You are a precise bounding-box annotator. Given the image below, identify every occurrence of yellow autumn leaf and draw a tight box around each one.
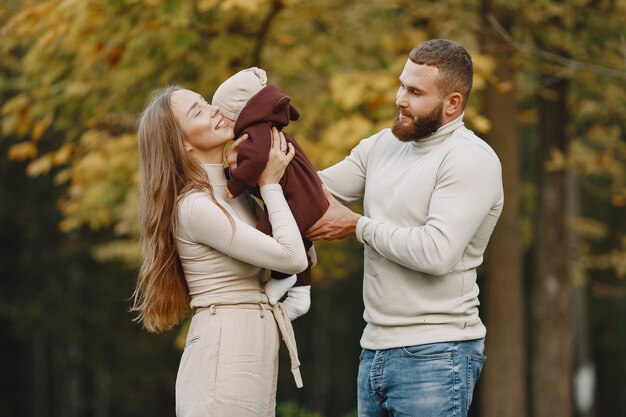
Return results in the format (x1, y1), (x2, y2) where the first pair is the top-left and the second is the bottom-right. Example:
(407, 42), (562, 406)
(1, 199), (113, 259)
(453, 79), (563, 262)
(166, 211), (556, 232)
(198, 0), (220, 12)
(517, 109), (538, 126)
(329, 74), (367, 111)
(31, 114), (53, 142)
(16, 111), (31, 135)
(1, 114), (18, 137)
(58, 218), (81, 233)
(56, 131), (138, 232)
(569, 216), (608, 241)
(54, 168), (72, 185)
(612, 194), (626, 207)
(65, 81), (92, 97)
(114, 190), (139, 236)
(53, 143), (75, 165)
(1, 93), (30, 116)
(124, 0), (161, 5)
(317, 115), (373, 167)
(497, 81), (513, 93)
(8, 141), (37, 161)
(220, 0), (265, 12)
(471, 53), (496, 90)
(26, 153), (55, 176)
(545, 147), (568, 172)
(369, 71), (397, 92)
(92, 239), (140, 265)
(464, 106), (492, 134)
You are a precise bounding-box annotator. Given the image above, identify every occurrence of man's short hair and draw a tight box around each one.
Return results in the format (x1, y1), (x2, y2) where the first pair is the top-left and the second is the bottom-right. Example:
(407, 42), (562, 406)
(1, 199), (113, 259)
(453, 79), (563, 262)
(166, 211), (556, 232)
(409, 39), (473, 106)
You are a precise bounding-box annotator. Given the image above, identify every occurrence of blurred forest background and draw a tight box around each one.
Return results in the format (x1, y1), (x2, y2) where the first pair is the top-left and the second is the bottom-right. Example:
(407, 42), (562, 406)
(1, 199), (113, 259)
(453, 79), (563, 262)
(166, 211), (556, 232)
(1, 0), (626, 416)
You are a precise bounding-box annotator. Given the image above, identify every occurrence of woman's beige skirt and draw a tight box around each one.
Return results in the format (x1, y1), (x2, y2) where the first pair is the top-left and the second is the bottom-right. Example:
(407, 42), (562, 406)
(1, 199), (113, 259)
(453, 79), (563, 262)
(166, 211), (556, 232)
(175, 305), (281, 417)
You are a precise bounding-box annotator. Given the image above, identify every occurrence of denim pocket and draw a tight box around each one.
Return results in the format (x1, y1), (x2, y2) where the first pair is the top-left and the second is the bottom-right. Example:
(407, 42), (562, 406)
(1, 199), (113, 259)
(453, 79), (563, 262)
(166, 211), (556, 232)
(466, 354), (486, 410)
(391, 345), (456, 416)
(400, 343), (454, 360)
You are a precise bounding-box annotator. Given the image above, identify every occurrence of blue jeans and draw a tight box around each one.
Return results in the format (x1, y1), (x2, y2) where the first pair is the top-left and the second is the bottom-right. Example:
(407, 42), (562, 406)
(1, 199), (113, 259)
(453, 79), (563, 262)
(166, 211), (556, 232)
(357, 339), (486, 417)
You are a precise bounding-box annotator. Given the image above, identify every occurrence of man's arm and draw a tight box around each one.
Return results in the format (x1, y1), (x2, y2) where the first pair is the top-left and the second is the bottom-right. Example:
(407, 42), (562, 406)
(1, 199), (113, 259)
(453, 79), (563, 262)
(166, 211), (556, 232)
(356, 146), (503, 275)
(306, 133), (385, 239)
(306, 189), (361, 240)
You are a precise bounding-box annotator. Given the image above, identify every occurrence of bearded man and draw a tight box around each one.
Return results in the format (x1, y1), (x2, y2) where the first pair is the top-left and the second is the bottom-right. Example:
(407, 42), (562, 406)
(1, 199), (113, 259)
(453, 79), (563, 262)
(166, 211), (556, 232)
(307, 39), (504, 417)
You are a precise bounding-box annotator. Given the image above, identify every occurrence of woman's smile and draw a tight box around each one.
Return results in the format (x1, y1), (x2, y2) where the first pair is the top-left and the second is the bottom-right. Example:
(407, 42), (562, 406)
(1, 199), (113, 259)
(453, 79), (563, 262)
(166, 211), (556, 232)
(215, 116), (227, 129)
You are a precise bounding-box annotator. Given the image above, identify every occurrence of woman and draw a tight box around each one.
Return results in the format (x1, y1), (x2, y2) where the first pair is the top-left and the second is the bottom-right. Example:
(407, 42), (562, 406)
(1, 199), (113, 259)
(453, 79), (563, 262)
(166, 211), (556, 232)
(132, 85), (308, 416)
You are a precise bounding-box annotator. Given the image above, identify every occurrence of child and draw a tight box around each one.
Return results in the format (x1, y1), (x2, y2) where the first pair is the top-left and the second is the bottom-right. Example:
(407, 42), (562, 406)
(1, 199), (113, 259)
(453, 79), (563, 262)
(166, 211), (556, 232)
(212, 67), (329, 320)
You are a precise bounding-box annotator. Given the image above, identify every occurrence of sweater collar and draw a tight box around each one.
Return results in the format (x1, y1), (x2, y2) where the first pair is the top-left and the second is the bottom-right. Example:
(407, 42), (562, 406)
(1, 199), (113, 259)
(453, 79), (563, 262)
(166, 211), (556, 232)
(410, 113), (464, 151)
(201, 163), (227, 187)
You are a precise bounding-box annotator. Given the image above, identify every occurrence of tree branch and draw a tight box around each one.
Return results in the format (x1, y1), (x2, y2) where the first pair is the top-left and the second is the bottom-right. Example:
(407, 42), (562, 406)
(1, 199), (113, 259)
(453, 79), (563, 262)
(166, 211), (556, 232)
(251, 0), (284, 67)
(487, 14), (626, 80)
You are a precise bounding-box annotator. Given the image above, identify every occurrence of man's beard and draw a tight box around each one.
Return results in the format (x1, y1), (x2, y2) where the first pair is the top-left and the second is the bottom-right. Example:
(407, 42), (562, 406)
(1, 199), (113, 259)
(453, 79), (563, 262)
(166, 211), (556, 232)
(392, 101), (444, 142)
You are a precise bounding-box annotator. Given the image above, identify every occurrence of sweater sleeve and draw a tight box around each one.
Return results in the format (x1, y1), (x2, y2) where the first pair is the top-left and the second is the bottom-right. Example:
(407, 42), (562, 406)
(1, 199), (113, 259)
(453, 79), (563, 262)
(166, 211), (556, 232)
(180, 184), (308, 274)
(227, 123), (272, 197)
(356, 145), (503, 276)
(318, 135), (377, 203)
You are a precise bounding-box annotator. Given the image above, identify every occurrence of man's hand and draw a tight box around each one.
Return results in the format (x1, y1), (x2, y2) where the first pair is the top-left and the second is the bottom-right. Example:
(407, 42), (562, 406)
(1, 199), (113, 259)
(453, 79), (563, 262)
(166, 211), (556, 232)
(306, 189), (361, 240)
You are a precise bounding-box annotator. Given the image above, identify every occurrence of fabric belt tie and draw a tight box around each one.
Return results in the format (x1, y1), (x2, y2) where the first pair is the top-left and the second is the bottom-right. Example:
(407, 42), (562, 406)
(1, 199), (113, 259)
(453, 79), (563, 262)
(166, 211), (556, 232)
(194, 302), (303, 388)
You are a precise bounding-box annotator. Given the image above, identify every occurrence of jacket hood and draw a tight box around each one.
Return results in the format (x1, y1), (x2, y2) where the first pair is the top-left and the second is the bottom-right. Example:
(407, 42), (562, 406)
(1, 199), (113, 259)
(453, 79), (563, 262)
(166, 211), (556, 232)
(233, 84), (300, 136)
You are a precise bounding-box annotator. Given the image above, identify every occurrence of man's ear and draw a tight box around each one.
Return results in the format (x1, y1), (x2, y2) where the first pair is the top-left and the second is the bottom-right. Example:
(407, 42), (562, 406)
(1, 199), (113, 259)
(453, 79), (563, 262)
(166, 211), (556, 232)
(444, 92), (463, 116)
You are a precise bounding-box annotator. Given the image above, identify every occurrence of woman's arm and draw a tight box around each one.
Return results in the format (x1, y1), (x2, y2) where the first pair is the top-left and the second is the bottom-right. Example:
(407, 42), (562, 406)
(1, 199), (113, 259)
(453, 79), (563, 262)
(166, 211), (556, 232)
(180, 185), (308, 274)
(182, 127), (308, 274)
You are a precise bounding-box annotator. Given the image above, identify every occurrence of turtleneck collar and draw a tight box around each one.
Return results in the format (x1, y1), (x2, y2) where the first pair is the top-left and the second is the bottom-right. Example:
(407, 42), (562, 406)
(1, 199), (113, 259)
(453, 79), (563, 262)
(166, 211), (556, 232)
(201, 163), (227, 187)
(410, 113), (464, 151)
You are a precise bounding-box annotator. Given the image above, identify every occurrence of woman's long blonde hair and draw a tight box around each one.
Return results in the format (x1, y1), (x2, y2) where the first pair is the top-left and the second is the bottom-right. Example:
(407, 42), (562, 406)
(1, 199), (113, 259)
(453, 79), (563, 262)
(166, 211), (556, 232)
(132, 85), (223, 333)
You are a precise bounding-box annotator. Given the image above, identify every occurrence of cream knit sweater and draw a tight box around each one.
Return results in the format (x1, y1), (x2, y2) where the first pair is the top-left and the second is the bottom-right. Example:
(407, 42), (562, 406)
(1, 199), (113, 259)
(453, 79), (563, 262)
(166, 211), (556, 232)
(319, 115), (504, 349)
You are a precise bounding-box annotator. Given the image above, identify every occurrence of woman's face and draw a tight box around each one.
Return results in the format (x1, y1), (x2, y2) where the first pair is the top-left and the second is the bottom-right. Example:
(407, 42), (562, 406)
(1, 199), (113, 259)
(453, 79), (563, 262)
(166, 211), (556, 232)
(170, 89), (234, 163)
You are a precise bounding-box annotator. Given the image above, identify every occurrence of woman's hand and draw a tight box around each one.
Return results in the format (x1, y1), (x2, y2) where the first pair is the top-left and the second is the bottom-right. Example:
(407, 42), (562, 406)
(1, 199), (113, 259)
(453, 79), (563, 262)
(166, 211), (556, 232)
(258, 127), (295, 187)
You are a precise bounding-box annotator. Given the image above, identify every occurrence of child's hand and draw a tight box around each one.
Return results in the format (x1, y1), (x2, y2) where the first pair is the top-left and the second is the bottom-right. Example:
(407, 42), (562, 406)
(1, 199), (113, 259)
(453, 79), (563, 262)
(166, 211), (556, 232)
(225, 133), (249, 174)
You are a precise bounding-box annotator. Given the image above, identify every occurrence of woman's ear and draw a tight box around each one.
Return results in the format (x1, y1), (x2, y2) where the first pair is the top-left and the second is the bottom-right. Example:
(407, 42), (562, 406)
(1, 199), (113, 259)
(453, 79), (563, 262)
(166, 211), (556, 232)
(183, 141), (194, 153)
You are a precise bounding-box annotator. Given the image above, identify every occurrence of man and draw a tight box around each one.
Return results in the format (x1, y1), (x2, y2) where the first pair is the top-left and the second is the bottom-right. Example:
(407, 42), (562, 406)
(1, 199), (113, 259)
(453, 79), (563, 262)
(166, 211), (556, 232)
(307, 39), (504, 417)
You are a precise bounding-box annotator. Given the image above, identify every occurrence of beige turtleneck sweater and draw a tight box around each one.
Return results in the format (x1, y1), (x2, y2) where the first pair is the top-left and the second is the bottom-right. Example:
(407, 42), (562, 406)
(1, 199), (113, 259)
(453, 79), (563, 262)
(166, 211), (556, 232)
(176, 164), (307, 308)
(319, 115), (504, 349)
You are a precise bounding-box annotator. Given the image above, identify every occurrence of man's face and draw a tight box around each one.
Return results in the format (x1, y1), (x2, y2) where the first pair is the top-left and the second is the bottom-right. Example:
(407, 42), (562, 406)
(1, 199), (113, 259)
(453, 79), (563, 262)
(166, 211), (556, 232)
(392, 60), (444, 142)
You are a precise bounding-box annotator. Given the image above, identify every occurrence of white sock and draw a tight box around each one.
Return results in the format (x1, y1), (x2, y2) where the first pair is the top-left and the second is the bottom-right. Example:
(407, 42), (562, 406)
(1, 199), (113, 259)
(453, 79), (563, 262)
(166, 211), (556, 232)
(264, 275), (297, 305)
(281, 286), (311, 321)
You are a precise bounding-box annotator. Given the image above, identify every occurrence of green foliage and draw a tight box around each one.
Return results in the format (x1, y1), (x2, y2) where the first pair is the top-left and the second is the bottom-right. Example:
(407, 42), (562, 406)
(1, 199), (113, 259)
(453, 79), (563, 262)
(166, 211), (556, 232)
(493, 0), (626, 281)
(278, 401), (325, 417)
(2, 0), (626, 415)
(0, 0), (493, 273)
(276, 401), (357, 417)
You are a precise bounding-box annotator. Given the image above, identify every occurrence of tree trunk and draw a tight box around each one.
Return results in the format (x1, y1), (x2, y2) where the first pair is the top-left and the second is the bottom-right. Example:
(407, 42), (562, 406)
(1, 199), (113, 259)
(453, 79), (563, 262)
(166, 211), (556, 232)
(569, 171), (595, 417)
(479, 3), (528, 416)
(531, 76), (573, 417)
(311, 285), (332, 414)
